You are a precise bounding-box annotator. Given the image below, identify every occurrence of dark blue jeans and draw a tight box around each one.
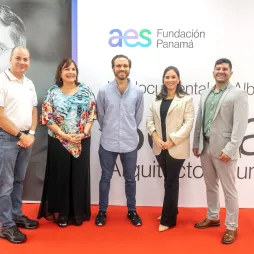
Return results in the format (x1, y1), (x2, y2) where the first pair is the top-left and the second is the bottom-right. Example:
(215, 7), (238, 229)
(0, 131), (32, 229)
(98, 145), (137, 212)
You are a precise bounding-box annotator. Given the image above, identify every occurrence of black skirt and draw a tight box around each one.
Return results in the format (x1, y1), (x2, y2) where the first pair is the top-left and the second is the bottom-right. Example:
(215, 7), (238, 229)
(37, 135), (91, 225)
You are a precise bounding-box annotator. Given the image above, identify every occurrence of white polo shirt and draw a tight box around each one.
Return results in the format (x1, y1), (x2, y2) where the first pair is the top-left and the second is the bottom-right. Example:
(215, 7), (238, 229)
(0, 69), (38, 131)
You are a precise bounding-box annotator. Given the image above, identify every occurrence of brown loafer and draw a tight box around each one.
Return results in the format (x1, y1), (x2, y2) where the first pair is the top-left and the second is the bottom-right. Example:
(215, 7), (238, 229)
(222, 229), (237, 244)
(194, 218), (220, 229)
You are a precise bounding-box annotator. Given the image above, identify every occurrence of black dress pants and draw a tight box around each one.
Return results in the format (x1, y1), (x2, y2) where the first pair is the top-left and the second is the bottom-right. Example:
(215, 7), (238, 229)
(156, 150), (185, 227)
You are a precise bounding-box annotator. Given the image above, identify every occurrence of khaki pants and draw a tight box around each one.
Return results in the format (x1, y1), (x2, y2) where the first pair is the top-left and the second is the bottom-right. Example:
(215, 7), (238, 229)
(200, 141), (238, 230)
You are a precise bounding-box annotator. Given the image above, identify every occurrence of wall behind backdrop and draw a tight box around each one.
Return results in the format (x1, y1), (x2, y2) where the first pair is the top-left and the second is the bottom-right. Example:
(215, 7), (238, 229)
(77, 0), (254, 208)
(1, 0), (253, 207)
(0, 0), (72, 200)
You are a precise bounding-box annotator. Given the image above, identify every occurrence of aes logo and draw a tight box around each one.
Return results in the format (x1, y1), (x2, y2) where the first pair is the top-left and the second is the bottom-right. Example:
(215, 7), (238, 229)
(108, 29), (152, 47)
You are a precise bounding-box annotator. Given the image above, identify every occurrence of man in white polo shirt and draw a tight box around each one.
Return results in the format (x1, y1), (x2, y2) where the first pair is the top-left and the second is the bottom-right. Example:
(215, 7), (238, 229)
(0, 46), (38, 244)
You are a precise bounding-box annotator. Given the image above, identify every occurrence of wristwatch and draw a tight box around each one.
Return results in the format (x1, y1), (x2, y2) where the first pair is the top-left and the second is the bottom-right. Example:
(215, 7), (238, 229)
(16, 131), (23, 139)
(29, 130), (35, 135)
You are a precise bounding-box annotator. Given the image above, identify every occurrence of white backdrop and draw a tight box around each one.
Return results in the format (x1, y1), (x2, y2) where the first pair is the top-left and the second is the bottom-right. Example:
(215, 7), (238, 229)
(77, 0), (254, 207)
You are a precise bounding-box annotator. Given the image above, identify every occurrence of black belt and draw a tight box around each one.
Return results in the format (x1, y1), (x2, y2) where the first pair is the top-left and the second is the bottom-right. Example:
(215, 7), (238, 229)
(204, 136), (210, 143)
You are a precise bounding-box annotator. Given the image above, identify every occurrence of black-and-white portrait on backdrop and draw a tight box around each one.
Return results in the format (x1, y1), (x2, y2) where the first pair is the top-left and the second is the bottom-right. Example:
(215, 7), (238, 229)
(0, 0), (73, 201)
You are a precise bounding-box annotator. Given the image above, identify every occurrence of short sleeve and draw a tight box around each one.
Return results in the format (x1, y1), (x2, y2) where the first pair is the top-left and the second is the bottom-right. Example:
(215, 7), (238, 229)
(0, 86), (5, 107)
(30, 81), (38, 107)
(40, 87), (56, 125)
(0, 75), (5, 107)
(85, 85), (97, 122)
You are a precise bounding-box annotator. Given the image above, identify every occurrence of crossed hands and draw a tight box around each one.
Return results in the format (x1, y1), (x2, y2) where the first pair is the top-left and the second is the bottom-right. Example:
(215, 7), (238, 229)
(154, 137), (174, 150)
(17, 134), (35, 148)
(58, 131), (90, 144)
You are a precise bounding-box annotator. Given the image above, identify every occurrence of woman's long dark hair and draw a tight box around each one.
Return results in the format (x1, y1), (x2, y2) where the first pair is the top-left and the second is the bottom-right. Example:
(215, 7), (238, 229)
(55, 58), (80, 87)
(156, 66), (188, 100)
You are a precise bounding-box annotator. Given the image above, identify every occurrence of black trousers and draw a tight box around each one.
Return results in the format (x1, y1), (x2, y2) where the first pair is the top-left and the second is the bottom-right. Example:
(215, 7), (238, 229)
(156, 150), (185, 227)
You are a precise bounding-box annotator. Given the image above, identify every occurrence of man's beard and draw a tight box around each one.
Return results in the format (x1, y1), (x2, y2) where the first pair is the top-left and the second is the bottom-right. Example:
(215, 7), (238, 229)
(115, 71), (129, 80)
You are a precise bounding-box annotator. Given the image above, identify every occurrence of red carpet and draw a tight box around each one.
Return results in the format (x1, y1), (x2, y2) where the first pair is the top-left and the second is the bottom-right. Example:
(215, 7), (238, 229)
(1, 205), (254, 254)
